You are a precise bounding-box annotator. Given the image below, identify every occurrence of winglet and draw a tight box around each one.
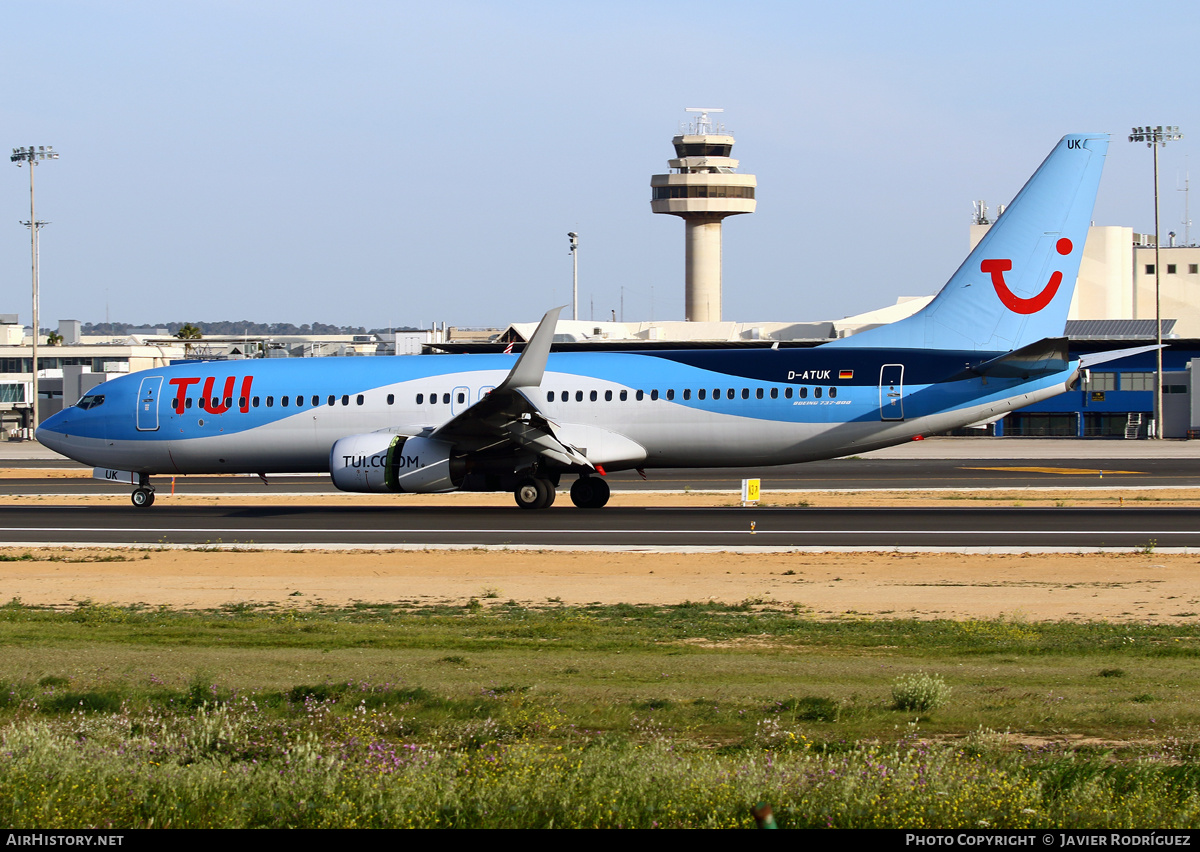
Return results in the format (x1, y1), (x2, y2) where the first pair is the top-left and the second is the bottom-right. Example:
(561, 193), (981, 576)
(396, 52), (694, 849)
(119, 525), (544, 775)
(495, 306), (563, 391)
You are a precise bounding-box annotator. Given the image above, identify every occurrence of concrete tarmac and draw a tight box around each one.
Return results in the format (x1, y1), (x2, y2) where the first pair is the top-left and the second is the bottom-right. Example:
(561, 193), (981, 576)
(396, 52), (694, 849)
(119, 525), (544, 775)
(4, 437), (1198, 552)
(6, 435), (1200, 465)
(1, 503), (1194, 550)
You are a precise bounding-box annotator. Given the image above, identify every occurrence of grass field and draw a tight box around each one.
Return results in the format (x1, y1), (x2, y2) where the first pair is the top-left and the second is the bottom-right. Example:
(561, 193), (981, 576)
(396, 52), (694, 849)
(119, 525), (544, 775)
(3, 595), (1200, 827)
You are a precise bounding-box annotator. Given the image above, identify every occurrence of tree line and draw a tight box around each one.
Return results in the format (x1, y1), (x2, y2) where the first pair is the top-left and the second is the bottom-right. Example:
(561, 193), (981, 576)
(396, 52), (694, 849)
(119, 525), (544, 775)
(80, 321), (421, 337)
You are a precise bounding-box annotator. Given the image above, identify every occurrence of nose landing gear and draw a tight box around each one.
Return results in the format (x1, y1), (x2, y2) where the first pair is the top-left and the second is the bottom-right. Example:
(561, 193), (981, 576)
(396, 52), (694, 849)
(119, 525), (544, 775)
(131, 475), (156, 508)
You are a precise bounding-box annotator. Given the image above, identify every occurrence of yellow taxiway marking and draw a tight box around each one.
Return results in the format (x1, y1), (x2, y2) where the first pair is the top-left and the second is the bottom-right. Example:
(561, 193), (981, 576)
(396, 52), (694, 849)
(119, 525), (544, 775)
(961, 466), (1142, 476)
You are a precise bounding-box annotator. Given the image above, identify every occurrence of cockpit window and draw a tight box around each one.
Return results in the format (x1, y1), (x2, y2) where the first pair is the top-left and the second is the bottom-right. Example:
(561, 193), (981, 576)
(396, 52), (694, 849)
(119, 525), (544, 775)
(76, 394), (105, 410)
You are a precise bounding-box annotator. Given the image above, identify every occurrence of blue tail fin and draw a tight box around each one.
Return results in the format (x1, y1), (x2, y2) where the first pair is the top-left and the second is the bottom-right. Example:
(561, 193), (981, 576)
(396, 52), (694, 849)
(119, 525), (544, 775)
(826, 133), (1109, 352)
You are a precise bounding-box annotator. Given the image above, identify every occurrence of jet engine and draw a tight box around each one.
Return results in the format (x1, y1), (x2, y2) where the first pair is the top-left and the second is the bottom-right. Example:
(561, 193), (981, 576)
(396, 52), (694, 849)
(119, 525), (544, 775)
(330, 434), (464, 493)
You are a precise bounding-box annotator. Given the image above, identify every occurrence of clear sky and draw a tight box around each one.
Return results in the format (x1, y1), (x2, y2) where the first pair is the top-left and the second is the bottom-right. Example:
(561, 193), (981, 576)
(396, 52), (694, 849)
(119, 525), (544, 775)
(3, 0), (1197, 330)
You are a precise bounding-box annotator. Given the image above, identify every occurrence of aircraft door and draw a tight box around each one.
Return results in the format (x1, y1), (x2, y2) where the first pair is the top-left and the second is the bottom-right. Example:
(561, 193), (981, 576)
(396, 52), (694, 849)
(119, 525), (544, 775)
(879, 365), (904, 421)
(136, 376), (164, 431)
(450, 386), (470, 416)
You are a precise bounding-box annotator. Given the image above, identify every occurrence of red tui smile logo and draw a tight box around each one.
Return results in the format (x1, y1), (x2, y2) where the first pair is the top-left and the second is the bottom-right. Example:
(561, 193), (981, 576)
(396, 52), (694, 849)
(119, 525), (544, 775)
(982, 238), (1073, 314)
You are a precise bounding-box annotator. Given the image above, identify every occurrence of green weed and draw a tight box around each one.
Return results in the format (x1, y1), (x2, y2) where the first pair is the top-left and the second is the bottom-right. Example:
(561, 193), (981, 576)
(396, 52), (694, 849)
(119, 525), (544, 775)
(891, 672), (952, 713)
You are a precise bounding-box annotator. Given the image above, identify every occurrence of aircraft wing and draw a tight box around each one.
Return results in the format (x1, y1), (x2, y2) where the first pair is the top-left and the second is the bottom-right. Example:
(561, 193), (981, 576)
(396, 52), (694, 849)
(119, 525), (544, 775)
(427, 307), (595, 469)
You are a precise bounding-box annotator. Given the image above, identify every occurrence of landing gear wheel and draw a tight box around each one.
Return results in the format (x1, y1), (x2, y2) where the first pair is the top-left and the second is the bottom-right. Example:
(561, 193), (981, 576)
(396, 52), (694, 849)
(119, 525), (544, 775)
(131, 487), (156, 508)
(570, 476), (610, 509)
(515, 477), (555, 510)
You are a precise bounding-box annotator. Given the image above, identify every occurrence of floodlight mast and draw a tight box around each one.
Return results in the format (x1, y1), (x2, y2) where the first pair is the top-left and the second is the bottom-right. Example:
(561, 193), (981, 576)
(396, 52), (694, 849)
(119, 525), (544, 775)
(1128, 126), (1183, 439)
(568, 232), (579, 321)
(10, 146), (58, 436)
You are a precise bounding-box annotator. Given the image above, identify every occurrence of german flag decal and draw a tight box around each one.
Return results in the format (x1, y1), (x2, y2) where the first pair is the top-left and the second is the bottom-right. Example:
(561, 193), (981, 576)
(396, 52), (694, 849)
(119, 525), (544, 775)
(839, 370), (854, 380)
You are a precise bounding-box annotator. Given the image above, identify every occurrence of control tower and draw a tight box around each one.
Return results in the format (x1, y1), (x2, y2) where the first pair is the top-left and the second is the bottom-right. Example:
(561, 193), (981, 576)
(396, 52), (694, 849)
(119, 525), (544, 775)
(651, 108), (757, 322)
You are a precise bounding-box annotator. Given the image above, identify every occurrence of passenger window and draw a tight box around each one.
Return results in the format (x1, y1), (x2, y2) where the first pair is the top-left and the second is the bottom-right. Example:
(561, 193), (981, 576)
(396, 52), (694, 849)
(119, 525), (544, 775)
(442, 393), (450, 404)
(741, 388), (749, 400)
(224, 397), (233, 409)
(829, 387), (837, 398)
(576, 390), (583, 402)
(605, 390), (612, 401)
(698, 389), (706, 400)
(251, 397), (258, 408)
(785, 388), (793, 399)
(456, 392), (464, 404)
(636, 390), (644, 401)
(756, 388), (764, 400)
(770, 388), (778, 399)
(727, 389), (735, 400)
(358, 395), (365, 405)
(590, 390), (597, 401)
(328, 395), (335, 406)
(800, 387), (808, 399)
(547, 391), (555, 402)
(682, 389), (690, 400)
(312, 395), (320, 407)
(416, 393), (424, 404)
(296, 396), (304, 407)
(386, 394), (394, 405)
(430, 393), (437, 405)
(650, 389), (659, 401)
(620, 390), (628, 401)
(815, 387), (822, 399)
(266, 396), (274, 407)
(342, 394), (350, 406)
(282, 396), (289, 407)
(666, 389), (675, 401)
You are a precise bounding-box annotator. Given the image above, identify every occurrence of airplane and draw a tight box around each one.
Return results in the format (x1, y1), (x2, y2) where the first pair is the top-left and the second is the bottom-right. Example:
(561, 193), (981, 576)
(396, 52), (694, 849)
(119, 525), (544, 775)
(38, 133), (1131, 510)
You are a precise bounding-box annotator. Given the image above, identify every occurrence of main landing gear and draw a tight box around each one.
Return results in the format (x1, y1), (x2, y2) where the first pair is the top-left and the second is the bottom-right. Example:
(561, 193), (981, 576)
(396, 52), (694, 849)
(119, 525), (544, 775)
(569, 475), (609, 509)
(514, 477), (556, 510)
(512, 475), (611, 510)
(131, 475), (155, 508)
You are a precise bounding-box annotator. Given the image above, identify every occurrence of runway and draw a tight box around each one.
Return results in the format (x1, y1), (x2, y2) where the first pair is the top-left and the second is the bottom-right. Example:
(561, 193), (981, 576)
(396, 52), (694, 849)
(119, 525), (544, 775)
(7, 457), (1200, 495)
(4, 448), (1198, 550)
(1, 504), (1195, 549)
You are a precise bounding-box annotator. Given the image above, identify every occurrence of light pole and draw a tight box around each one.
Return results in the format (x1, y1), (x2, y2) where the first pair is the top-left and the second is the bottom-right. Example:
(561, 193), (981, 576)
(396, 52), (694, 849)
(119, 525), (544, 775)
(1128, 127), (1182, 439)
(11, 145), (58, 436)
(567, 231), (579, 321)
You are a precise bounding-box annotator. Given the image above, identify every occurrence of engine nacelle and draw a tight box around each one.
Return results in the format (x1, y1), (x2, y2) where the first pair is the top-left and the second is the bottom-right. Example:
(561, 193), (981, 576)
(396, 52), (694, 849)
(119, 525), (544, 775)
(330, 434), (464, 493)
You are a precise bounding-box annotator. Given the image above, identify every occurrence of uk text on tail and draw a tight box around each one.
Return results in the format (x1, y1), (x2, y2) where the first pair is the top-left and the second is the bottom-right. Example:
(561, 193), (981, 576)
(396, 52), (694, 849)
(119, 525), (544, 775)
(827, 133), (1109, 352)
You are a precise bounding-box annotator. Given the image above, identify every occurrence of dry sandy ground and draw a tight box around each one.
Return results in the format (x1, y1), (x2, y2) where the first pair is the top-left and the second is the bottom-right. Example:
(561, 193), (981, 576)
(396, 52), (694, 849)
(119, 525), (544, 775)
(2, 546), (1198, 624)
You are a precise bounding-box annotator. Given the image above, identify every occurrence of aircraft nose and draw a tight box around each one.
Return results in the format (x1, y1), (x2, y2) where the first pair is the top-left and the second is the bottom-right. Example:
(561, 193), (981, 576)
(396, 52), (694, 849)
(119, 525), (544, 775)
(35, 410), (71, 454)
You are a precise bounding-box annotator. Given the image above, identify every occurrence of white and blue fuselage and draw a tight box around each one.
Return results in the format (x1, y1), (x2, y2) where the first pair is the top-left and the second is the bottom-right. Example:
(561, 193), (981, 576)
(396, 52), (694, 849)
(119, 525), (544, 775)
(39, 345), (1074, 473)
